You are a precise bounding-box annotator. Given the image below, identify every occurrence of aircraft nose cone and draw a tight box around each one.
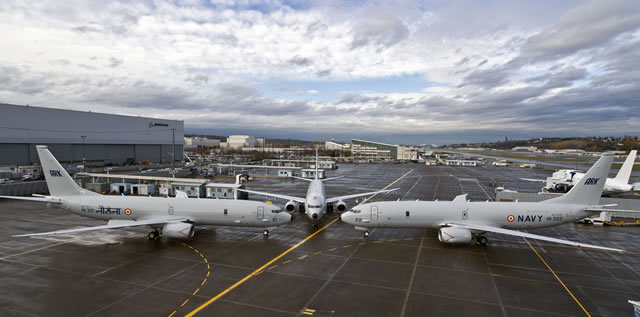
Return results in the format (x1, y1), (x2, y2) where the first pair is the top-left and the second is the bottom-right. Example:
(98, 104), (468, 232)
(312, 213), (318, 219)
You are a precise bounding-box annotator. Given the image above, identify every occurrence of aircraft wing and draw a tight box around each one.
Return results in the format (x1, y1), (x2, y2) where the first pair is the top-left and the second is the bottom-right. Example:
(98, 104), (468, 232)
(13, 218), (188, 237)
(0, 195), (62, 204)
(326, 188), (399, 203)
(238, 189), (305, 203)
(289, 176), (313, 182)
(584, 207), (640, 213)
(446, 222), (624, 252)
(519, 178), (546, 183)
(322, 176), (345, 182)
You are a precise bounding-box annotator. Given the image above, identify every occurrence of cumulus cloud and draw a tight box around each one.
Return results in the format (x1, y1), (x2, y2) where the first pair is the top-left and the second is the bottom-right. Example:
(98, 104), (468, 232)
(0, 0), (638, 143)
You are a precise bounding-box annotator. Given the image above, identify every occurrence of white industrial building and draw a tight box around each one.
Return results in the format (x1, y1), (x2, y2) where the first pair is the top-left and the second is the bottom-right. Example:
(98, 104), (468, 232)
(0, 103), (184, 166)
(184, 137), (220, 149)
(226, 135), (256, 149)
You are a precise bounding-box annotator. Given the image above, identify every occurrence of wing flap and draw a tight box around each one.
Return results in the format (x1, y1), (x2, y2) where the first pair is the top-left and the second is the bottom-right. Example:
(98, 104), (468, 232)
(446, 222), (624, 252)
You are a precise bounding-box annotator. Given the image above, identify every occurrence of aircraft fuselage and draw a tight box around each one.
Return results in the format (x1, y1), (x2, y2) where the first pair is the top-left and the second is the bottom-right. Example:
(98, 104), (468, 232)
(341, 200), (596, 230)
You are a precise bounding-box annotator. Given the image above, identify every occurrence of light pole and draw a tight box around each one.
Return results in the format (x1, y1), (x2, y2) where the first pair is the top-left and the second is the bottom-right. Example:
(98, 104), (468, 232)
(81, 135), (87, 167)
(171, 128), (176, 177)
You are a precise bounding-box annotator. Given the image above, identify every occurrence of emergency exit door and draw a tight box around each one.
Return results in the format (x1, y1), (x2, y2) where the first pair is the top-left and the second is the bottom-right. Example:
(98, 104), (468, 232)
(257, 206), (264, 220)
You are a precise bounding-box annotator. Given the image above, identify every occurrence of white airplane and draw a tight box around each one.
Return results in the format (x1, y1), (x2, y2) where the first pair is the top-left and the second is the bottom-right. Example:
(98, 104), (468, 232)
(342, 153), (629, 252)
(1, 146), (291, 239)
(240, 150), (398, 228)
(521, 150), (638, 195)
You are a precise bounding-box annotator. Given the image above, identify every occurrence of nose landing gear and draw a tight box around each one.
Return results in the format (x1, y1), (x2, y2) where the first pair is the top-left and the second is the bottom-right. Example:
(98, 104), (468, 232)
(263, 229), (269, 237)
(364, 231), (369, 239)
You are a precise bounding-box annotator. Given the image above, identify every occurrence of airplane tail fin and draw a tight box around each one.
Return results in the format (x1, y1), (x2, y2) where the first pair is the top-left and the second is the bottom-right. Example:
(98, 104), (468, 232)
(37, 145), (98, 197)
(315, 148), (319, 180)
(545, 153), (613, 205)
(613, 150), (636, 184)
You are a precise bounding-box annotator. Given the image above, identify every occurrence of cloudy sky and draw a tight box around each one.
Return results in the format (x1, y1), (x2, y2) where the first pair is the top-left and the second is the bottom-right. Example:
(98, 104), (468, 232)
(1, 0), (639, 145)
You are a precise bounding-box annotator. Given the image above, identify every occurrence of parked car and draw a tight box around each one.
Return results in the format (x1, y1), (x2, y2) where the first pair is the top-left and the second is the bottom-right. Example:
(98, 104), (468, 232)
(0, 178), (14, 184)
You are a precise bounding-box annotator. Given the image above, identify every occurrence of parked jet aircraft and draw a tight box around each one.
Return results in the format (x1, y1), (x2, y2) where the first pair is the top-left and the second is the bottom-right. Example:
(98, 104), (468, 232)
(240, 150), (397, 228)
(521, 150), (638, 195)
(1, 146), (290, 239)
(342, 153), (627, 252)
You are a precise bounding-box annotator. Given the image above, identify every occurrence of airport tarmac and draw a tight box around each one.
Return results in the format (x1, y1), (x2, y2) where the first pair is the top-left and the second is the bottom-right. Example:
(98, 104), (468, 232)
(1, 163), (639, 316)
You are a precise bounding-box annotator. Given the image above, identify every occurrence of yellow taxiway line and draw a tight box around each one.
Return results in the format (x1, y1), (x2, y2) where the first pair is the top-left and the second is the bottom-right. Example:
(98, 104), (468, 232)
(525, 239), (591, 316)
(186, 169), (413, 316)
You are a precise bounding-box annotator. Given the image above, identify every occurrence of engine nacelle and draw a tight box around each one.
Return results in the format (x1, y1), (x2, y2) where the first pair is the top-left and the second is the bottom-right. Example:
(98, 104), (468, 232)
(285, 200), (297, 212)
(335, 200), (347, 212)
(163, 222), (195, 239)
(438, 227), (472, 244)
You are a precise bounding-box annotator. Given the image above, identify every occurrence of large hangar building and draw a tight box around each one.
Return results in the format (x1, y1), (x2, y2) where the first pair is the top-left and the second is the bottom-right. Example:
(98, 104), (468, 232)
(0, 103), (184, 166)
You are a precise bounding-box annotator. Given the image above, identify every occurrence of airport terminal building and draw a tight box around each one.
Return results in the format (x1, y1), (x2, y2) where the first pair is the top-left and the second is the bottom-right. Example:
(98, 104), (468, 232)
(0, 103), (184, 166)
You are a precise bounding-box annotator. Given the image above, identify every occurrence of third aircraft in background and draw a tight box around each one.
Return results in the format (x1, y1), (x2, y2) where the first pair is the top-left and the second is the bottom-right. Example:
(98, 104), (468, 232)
(521, 150), (638, 195)
(240, 150), (397, 228)
(342, 153), (635, 252)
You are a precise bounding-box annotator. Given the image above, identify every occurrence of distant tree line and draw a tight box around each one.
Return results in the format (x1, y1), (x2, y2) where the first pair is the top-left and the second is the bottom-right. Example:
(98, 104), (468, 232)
(446, 136), (639, 152)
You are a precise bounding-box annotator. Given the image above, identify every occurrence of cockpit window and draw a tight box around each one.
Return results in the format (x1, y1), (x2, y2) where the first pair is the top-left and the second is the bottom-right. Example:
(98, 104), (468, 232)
(308, 204), (322, 208)
(351, 209), (361, 214)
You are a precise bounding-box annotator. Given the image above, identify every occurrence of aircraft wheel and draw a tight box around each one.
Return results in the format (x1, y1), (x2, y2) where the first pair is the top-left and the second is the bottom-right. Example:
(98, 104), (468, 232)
(148, 230), (160, 240)
(476, 236), (488, 246)
(364, 231), (369, 239)
(263, 229), (269, 237)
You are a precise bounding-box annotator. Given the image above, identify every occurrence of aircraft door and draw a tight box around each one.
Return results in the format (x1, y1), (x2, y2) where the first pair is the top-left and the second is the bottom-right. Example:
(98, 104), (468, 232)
(370, 206), (378, 221)
(257, 206), (264, 220)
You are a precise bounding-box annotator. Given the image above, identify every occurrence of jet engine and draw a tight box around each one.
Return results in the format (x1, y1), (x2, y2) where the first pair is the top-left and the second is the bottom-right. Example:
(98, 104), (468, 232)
(437, 227), (472, 244)
(163, 222), (195, 239)
(285, 200), (297, 212)
(335, 200), (347, 212)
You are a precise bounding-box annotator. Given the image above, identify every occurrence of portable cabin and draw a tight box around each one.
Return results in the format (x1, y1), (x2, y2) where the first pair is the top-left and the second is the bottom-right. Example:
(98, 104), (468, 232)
(205, 183), (247, 199)
(301, 169), (325, 179)
(130, 184), (155, 196)
(110, 182), (131, 194)
(278, 169), (295, 177)
(170, 182), (205, 198)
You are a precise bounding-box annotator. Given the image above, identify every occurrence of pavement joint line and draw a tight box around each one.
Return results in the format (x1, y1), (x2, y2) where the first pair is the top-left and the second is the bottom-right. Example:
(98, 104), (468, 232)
(0, 241), (69, 260)
(524, 238), (591, 317)
(400, 230), (425, 317)
(186, 170), (414, 316)
(268, 265), (278, 270)
(186, 217), (340, 316)
(483, 245), (507, 317)
(167, 242), (210, 317)
(85, 261), (202, 317)
(282, 260), (292, 264)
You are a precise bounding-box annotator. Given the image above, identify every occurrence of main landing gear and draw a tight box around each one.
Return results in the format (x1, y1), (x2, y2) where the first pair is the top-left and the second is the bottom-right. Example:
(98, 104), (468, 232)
(475, 235), (488, 246)
(263, 229), (269, 237)
(148, 230), (160, 240)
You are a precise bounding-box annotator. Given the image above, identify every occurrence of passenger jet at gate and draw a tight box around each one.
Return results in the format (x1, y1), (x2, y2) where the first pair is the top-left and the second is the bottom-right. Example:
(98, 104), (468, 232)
(1, 146), (290, 239)
(240, 150), (398, 228)
(342, 153), (630, 252)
